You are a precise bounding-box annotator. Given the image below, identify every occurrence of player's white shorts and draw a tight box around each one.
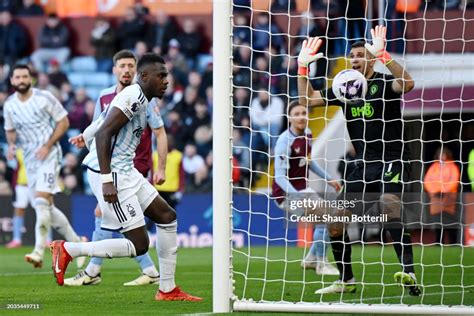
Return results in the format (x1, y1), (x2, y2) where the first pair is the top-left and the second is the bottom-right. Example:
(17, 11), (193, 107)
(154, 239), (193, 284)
(87, 168), (158, 233)
(26, 159), (61, 197)
(13, 185), (30, 209)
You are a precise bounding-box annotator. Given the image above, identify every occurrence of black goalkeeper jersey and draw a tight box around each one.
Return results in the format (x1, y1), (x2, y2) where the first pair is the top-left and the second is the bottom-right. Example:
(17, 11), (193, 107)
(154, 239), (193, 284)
(321, 72), (409, 162)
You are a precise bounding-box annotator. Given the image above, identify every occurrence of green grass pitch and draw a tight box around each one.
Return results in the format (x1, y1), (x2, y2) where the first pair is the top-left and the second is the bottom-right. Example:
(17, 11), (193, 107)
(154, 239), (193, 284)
(0, 245), (473, 314)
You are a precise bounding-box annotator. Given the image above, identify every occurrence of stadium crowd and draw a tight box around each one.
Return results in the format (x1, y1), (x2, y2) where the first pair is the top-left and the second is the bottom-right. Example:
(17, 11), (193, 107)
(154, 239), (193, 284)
(0, 0), (472, 197)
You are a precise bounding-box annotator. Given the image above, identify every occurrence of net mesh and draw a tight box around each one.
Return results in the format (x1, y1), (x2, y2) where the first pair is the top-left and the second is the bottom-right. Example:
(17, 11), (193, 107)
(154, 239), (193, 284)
(230, 0), (474, 309)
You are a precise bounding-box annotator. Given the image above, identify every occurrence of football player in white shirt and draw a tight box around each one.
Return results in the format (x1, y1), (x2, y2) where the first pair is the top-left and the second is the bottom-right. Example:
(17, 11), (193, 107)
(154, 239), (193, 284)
(4, 64), (85, 269)
(50, 54), (201, 301)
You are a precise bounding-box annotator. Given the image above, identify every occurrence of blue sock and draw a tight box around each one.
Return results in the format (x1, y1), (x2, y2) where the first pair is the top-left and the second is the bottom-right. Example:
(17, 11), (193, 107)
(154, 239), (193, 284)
(314, 225), (327, 258)
(135, 253), (156, 274)
(89, 217), (113, 266)
(12, 215), (24, 242)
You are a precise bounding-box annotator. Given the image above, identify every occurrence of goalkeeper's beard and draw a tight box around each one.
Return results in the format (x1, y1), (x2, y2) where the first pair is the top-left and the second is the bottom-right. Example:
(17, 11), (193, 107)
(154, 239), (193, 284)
(13, 83), (31, 94)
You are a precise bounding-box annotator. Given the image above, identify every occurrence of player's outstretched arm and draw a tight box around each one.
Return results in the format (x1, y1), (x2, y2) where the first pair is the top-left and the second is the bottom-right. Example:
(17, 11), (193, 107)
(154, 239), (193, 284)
(152, 126), (167, 185)
(365, 25), (415, 94)
(36, 116), (69, 160)
(95, 107), (129, 203)
(297, 37), (327, 108)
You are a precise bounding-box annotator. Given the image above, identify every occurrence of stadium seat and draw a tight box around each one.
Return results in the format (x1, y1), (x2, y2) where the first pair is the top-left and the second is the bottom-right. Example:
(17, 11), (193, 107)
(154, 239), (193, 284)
(196, 54), (212, 73)
(70, 56), (97, 73)
(85, 72), (111, 88)
(85, 87), (102, 100)
(67, 72), (87, 87)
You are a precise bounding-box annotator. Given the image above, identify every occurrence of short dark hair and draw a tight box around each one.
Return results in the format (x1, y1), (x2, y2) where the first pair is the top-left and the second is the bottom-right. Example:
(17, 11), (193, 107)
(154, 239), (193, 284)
(351, 41), (366, 49)
(137, 53), (165, 72)
(10, 64), (31, 77)
(113, 49), (136, 65)
(288, 100), (305, 115)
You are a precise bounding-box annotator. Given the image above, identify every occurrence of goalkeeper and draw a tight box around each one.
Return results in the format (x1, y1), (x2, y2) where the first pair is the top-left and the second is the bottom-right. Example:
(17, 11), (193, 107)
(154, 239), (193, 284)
(297, 25), (421, 296)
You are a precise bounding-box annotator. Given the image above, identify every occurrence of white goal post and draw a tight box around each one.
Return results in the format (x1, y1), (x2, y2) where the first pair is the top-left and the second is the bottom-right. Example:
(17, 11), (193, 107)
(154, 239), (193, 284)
(212, 0), (474, 313)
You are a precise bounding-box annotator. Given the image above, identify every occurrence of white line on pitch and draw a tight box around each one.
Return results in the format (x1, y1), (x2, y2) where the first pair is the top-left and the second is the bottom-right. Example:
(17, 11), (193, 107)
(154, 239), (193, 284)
(343, 290), (467, 303)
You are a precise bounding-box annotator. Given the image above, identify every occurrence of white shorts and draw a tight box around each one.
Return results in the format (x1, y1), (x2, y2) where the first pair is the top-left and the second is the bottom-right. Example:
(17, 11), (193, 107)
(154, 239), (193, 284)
(13, 185), (30, 209)
(87, 168), (158, 233)
(26, 159), (61, 197)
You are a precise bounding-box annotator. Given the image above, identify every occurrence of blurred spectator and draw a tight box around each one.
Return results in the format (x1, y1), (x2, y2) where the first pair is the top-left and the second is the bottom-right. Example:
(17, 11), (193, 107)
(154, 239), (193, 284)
(116, 6), (147, 50)
(252, 12), (284, 52)
(36, 72), (60, 98)
(205, 86), (213, 110)
(177, 19), (202, 67)
(48, 59), (69, 89)
(59, 82), (74, 104)
(194, 124), (212, 158)
(165, 39), (189, 85)
(153, 135), (184, 208)
(17, 0), (44, 16)
(0, 10), (27, 66)
(424, 147), (461, 244)
(0, 89), (8, 143)
(329, 0), (366, 55)
(182, 143), (207, 191)
(0, 158), (12, 195)
(134, 40), (148, 59)
(0, 62), (9, 91)
(60, 153), (84, 194)
(67, 87), (91, 131)
(233, 60), (251, 88)
(0, 0), (20, 14)
(147, 10), (178, 55)
(201, 60), (212, 92)
(234, 44), (251, 67)
(190, 98), (210, 134)
(31, 14), (70, 72)
(250, 90), (284, 149)
(134, 0), (150, 17)
(232, 129), (251, 186)
(187, 70), (207, 97)
(165, 111), (187, 151)
(90, 16), (116, 72)
(271, 0), (296, 11)
(233, 87), (250, 125)
(233, 14), (251, 45)
(253, 56), (281, 93)
(175, 85), (198, 126)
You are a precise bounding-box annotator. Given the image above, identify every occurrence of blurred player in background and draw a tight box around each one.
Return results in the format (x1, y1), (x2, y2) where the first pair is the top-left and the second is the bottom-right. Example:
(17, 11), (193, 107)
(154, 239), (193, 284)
(6, 149), (29, 248)
(272, 101), (340, 276)
(51, 53), (201, 301)
(297, 26), (420, 295)
(66, 50), (166, 286)
(4, 65), (85, 269)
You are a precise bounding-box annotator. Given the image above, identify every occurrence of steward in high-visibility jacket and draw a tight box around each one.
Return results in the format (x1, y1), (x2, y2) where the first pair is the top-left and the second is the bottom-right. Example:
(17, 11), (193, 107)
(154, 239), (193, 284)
(424, 149), (460, 216)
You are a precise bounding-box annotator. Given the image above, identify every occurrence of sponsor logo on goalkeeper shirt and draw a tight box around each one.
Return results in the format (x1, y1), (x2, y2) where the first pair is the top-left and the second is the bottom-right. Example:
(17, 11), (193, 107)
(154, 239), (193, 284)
(351, 103), (374, 118)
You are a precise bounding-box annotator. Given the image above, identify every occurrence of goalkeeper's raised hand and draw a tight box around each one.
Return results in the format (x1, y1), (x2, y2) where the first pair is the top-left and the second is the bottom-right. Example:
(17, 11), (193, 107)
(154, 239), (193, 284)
(297, 37), (324, 76)
(364, 25), (393, 65)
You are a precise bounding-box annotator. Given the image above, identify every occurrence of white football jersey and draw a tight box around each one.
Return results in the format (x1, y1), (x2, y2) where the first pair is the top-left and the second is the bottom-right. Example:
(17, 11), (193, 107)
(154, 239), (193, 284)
(83, 84), (163, 174)
(3, 88), (67, 169)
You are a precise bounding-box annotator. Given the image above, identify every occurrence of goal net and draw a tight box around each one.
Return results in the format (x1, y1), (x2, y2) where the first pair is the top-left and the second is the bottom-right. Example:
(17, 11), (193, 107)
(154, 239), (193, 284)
(213, 0), (474, 313)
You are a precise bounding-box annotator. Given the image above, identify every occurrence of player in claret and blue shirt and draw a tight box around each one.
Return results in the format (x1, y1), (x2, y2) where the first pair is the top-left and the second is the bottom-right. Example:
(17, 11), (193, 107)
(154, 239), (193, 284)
(272, 101), (341, 276)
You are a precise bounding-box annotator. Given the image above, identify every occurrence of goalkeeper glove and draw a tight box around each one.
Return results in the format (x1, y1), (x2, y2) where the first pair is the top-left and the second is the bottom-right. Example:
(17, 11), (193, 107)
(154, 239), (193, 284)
(364, 25), (393, 65)
(297, 37), (324, 76)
